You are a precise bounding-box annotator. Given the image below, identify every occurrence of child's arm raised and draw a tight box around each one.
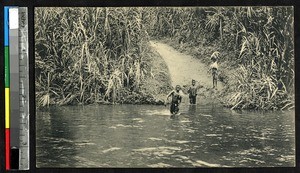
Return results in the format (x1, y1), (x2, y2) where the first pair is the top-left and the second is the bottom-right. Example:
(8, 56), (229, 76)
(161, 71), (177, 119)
(166, 90), (174, 101)
(167, 90), (173, 98)
(187, 87), (191, 94)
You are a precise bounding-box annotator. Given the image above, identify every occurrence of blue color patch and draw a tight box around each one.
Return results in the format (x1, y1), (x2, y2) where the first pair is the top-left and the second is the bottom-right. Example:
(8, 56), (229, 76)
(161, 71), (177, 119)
(4, 7), (9, 46)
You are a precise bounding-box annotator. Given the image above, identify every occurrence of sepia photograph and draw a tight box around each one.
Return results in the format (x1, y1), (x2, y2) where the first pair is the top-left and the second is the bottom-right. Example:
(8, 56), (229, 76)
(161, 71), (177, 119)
(35, 7), (295, 167)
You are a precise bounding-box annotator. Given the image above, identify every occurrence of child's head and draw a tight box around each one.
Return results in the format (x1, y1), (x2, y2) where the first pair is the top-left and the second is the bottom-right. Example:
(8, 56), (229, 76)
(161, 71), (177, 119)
(192, 80), (195, 85)
(211, 51), (219, 62)
(175, 85), (181, 91)
(211, 56), (217, 62)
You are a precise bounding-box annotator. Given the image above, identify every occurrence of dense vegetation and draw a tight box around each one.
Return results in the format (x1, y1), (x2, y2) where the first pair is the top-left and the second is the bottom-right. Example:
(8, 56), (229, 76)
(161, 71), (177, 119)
(35, 7), (169, 107)
(146, 7), (294, 110)
(35, 7), (294, 110)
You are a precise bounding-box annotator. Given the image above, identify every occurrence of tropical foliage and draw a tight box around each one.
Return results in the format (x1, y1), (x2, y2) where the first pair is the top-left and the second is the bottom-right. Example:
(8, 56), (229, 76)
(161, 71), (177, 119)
(35, 7), (294, 110)
(35, 7), (158, 107)
(145, 7), (294, 110)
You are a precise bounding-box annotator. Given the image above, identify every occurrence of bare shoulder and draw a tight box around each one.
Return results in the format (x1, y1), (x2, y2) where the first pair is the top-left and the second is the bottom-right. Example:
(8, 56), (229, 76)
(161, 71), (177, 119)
(168, 90), (175, 95)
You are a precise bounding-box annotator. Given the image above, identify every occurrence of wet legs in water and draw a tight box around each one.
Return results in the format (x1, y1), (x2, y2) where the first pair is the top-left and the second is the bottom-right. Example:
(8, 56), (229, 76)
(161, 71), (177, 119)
(212, 70), (217, 89)
(170, 103), (179, 117)
(188, 104), (196, 115)
(189, 96), (196, 104)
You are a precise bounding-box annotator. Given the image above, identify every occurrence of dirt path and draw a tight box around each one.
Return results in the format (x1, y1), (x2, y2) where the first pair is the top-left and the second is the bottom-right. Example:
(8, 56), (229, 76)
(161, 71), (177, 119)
(150, 40), (220, 91)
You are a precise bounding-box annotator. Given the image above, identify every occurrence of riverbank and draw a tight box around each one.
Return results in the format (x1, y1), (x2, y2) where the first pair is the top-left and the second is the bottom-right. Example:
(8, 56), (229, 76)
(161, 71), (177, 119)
(159, 37), (294, 111)
(149, 40), (223, 105)
(36, 46), (171, 108)
(159, 37), (233, 87)
(118, 44), (173, 105)
(155, 38), (229, 103)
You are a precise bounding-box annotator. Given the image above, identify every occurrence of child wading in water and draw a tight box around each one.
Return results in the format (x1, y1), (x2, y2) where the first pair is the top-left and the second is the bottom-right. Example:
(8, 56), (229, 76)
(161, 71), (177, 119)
(166, 85), (182, 115)
(209, 51), (219, 89)
(188, 79), (198, 104)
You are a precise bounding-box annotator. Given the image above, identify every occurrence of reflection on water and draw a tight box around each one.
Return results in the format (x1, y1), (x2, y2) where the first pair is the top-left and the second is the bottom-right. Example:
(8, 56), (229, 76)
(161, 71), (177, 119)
(36, 103), (295, 167)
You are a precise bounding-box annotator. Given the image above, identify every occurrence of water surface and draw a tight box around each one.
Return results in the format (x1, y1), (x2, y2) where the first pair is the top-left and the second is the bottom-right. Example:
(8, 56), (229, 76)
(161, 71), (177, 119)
(36, 102), (295, 167)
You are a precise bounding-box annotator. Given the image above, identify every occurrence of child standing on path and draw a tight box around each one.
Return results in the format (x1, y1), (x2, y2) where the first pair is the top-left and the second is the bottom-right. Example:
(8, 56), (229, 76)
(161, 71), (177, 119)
(209, 51), (219, 89)
(166, 85), (182, 115)
(188, 79), (198, 104)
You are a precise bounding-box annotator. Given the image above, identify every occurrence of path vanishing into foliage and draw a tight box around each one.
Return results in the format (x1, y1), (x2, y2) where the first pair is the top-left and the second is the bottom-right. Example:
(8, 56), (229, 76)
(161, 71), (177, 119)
(150, 40), (220, 91)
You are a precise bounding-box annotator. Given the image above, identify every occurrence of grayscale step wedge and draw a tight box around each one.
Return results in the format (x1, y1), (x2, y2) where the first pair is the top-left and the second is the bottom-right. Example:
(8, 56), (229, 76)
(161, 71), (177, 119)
(9, 7), (20, 163)
(18, 7), (29, 170)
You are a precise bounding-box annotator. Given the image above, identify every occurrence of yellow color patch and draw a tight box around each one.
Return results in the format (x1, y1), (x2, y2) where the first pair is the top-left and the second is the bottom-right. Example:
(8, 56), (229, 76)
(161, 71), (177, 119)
(5, 88), (10, 128)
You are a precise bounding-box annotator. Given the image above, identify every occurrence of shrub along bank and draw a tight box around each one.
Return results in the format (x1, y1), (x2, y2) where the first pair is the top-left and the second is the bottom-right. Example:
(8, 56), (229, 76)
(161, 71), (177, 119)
(35, 7), (171, 107)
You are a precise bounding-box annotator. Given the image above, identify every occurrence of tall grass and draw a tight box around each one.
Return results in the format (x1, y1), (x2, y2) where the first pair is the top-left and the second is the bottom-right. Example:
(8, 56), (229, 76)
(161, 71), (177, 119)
(222, 7), (294, 110)
(223, 64), (294, 110)
(35, 7), (294, 110)
(145, 7), (294, 110)
(35, 7), (153, 107)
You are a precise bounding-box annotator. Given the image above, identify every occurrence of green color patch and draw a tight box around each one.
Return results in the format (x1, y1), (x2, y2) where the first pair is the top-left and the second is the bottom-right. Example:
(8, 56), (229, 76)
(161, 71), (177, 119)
(5, 46), (9, 87)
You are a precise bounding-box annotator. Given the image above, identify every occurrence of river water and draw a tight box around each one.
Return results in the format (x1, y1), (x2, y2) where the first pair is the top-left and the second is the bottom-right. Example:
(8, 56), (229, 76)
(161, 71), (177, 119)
(36, 102), (295, 167)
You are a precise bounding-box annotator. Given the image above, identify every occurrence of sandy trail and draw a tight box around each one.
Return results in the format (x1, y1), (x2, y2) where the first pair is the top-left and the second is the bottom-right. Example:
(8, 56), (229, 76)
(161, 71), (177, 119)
(150, 40), (217, 90)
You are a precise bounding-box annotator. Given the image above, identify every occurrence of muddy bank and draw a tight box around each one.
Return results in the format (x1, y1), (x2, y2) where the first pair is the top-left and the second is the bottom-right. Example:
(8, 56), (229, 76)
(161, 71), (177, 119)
(150, 40), (225, 105)
(159, 37), (294, 110)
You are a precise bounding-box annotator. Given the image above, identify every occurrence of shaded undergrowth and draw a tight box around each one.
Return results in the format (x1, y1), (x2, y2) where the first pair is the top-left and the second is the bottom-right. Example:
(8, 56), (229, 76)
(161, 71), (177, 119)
(35, 7), (171, 107)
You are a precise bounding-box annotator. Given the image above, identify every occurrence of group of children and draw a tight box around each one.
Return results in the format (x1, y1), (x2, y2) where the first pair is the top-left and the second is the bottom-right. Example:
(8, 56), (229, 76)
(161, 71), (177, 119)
(165, 79), (200, 115)
(166, 52), (219, 115)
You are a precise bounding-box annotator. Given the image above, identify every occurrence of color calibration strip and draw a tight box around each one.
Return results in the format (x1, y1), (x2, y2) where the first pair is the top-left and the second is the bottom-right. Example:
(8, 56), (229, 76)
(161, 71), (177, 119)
(4, 6), (11, 170)
(4, 6), (30, 170)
